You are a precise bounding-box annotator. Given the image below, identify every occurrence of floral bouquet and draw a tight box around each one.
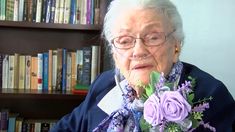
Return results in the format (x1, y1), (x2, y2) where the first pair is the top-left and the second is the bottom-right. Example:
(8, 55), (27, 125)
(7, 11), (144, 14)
(138, 71), (215, 132)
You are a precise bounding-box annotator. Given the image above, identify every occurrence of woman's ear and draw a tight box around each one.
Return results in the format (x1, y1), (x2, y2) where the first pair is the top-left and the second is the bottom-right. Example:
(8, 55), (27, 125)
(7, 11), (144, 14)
(173, 41), (181, 63)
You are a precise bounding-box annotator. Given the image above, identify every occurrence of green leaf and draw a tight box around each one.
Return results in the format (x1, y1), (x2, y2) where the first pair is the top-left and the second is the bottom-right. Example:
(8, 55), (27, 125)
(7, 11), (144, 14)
(187, 93), (195, 105)
(150, 71), (161, 90)
(190, 115), (200, 128)
(165, 82), (174, 90)
(140, 116), (151, 132)
(193, 112), (203, 120)
(188, 76), (196, 88)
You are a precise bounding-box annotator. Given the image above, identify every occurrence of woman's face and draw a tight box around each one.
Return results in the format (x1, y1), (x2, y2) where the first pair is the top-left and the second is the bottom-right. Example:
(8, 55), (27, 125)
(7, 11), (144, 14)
(112, 8), (180, 89)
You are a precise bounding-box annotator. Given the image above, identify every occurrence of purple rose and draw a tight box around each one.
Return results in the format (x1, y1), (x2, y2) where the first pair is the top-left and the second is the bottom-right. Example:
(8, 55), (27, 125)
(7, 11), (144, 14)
(160, 91), (191, 122)
(143, 94), (163, 126)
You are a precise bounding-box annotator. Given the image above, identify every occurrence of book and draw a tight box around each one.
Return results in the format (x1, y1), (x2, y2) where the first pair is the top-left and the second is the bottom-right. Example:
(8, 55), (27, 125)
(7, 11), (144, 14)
(2, 55), (9, 88)
(0, 0), (6, 20)
(76, 49), (83, 85)
(8, 55), (15, 89)
(70, 52), (76, 88)
(0, 109), (9, 131)
(31, 57), (38, 90)
(81, 47), (92, 86)
(62, 48), (67, 91)
(91, 45), (100, 83)
(36, 0), (42, 22)
(0, 54), (4, 88)
(52, 50), (57, 90)
(43, 52), (49, 90)
(14, 53), (19, 89)
(25, 55), (32, 89)
(37, 53), (43, 90)
(18, 55), (26, 89)
(18, 0), (24, 21)
(66, 51), (72, 91)
(56, 48), (62, 91)
(48, 50), (53, 91)
(8, 113), (19, 132)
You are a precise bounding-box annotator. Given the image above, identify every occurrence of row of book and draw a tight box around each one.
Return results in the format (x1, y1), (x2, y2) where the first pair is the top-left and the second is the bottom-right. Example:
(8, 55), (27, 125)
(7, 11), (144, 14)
(0, 0), (101, 24)
(0, 45), (101, 91)
(0, 109), (56, 132)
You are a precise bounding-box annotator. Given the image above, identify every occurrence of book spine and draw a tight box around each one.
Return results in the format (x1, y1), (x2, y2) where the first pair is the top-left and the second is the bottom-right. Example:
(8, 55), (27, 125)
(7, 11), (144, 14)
(18, 0), (24, 21)
(32, 0), (37, 22)
(55, 48), (62, 91)
(43, 52), (49, 90)
(27, 0), (33, 22)
(2, 55), (9, 88)
(23, 0), (28, 21)
(61, 49), (67, 91)
(37, 53), (43, 90)
(76, 49), (83, 85)
(45, 0), (51, 23)
(31, 57), (38, 90)
(81, 47), (91, 86)
(66, 52), (72, 91)
(58, 0), (64, 23)
(36, 0), (42, 22)
(13, 0), (19, 21)
(25, 55), (31, 89)
(52, 50), (57, 90)
(49, 0), (56, 23)
(0, 54), (4, 88)
(8, 55), (14, 89)
(69, 0), (76, 24)
(48, 50), (53, 91)
(41, 0), (47, 22)
(94, 0), (100, 25)
(90, 45), (100, 83)
(18, 55), (26, 89)
(14, 53), (19, 89)
(0, 0), (6, 20)
(54, 0), (59, 23)
(71, 52), (76, 89)
(63, 0), (70, 24)
(6, 0), (14, 21)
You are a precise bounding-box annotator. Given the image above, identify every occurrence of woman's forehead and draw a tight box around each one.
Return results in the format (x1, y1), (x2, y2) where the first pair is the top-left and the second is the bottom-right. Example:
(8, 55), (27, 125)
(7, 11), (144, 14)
(112, 9), (169, 34)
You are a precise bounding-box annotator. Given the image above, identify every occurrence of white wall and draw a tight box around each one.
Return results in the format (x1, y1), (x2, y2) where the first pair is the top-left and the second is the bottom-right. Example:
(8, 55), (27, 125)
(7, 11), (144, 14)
(172, 0), (235, 98)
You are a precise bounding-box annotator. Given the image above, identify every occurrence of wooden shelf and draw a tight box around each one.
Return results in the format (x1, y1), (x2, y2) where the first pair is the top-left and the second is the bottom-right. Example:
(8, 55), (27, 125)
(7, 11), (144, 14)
(0, 89), (86, 99)
(0, 21), (102, 30)
(0, 89), (87, 119)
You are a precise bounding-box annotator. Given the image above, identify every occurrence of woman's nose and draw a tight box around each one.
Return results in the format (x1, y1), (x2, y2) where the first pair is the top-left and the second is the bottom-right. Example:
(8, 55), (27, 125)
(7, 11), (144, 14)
(132, 39), (149, 59)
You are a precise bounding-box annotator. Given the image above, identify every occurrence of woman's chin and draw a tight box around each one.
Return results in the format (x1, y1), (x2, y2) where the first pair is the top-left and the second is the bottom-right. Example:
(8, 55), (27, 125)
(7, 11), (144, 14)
(129, 72), (151, 86)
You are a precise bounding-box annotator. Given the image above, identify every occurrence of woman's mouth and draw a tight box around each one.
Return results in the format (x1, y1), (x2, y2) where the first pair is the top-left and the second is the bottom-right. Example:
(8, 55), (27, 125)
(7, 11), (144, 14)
(132, 64), (153, 70)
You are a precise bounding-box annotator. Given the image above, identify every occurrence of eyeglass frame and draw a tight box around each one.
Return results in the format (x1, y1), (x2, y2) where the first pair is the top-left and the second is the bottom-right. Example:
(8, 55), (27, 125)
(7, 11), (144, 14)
(111, 29), (176, 50)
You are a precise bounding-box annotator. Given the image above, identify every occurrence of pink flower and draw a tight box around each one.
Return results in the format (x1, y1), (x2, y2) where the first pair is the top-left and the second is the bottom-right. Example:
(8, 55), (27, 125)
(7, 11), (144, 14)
(143, 94), (163, 126)
(160, 91), (191, 122)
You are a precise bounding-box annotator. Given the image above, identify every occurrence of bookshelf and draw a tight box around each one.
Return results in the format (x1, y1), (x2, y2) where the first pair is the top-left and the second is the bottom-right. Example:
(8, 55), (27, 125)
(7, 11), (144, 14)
(0, 0), (109, 123)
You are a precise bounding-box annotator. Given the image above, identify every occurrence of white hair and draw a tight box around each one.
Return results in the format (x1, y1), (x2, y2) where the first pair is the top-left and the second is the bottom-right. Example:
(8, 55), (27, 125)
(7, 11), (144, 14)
(102, 0), (184, 48)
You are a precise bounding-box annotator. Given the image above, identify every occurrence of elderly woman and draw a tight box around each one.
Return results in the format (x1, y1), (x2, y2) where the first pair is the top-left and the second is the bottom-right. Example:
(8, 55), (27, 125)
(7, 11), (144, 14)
(51, 0), (235, 131)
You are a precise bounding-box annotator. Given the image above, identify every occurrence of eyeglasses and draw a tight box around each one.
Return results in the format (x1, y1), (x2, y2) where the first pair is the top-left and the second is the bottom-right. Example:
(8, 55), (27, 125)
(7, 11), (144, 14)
(111, 29), (176, 50)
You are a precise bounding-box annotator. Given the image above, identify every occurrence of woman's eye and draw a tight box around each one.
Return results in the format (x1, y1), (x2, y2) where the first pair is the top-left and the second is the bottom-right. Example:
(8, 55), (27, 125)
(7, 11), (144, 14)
(118, 37), (132, 44)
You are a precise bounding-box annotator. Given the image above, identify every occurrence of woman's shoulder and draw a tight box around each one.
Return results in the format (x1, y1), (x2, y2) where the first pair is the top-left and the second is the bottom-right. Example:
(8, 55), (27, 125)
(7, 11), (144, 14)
(88, 70), (116, 97)
(181, 62), (224, 88)
(180, 62), (233, 100)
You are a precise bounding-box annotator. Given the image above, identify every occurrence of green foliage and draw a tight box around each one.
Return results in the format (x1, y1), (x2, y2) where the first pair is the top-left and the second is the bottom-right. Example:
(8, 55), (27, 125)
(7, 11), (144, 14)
(193, 112), (203, 120)
(166, 122), (182, 132)
(189, 114), (200, 128)
(150, 71), (161, 90)
(187, 93), (195, 105)
(141, 71), (161, 101)
(188, 76), (196, 88)
(140, 116), (151, 132)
